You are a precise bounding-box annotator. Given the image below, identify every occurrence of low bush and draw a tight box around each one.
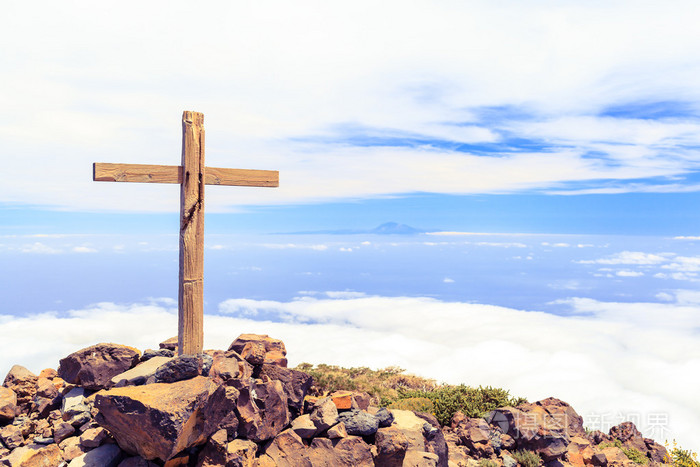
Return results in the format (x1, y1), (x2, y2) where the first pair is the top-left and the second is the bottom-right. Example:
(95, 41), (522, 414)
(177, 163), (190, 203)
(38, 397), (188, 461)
(512, 449), (542, 467)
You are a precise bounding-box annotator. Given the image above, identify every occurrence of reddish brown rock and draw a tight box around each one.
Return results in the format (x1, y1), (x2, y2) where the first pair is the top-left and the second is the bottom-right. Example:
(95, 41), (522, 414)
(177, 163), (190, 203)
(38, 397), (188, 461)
(308, 436), (374, 466)
(228, 334), (287, 367)
(94, 376), (220, 461)
(233, 378), (289, 443)
(486, 398), (577, 462)
(0, 424), (23, 450)
(258, 364), (313, 416)
(415, 412), (449, 467)
(240, 342), (267, 365)
(80, 426), (109, 448)
(195, 429), (258, 467)
(258, 429), (310, 466)
(309, 397), (339, 433)
(59, 435), (89, 461)
(327, 422), (348, 439)
(159, 337), (178, 351)
(453, 416), (495, 457)
(209, 350), (254, 383)
(58, 343), (141, 390)
(201, 385), (240, 440)
(2, 365), (37, 413)
(609, 422), (648, 453)
(38, 368), (58, 379)
(0, 443), (62, 467)
(118, 457), (160, 467)
(374, 426), (410, 467)
(0, 387), (17, 422)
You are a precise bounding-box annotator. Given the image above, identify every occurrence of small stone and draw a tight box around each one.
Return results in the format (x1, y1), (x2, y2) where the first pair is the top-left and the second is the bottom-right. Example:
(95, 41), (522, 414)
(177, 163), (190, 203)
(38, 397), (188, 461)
(503, 454), (517, 467)
(60, 436), (89, 461)
(53, 420), (77, 444)
(330, 390), (354, 410)
(2, 365), (38, 413)
(310, 397), (339, 433)
(61, 387), (86, 419)
(240, 342), (266, 365)
(338, 410), (379, 436)
(33, 436), (55, 444)
(0, 424), (24, 449)
(0, 387), (17, 422)
(38, 368), (58, 379)
(159, 336), (178, 351)
(80, 426), (109, 448)
(153, 355), (201, 383)
(376, 407), (394, 427)
(291, 414), (317, 439)
(327, 421), (348, 439)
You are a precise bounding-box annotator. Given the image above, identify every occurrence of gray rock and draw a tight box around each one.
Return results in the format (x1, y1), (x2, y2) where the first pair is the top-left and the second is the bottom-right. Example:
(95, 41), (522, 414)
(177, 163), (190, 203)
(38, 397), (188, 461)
(201, 353), (213, 376)
(376, 407), (394, 427)
(68, 443), (123, 466)
(338, 410), (379, 436)
(61, 388), (86, 420)
(140, 349), (174, 361)
(154, 355), (200, 383)
(111, 357), (172, 387)
(33, 436), (55, 444)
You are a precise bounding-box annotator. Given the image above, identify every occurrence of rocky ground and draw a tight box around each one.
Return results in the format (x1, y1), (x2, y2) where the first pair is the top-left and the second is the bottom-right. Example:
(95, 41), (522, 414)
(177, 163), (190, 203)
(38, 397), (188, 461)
(0, 333), (671, 466)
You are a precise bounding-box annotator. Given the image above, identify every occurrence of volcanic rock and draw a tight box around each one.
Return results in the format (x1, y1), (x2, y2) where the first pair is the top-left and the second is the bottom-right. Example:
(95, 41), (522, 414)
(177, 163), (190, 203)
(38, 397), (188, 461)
(232, 378), (289, 443)
(309, 397), (339, 433)
(374, 426), (410, 467)
(0, 443), (62, 467)
(58, 343), (141, 390)
(93, 376), (220, 461)
(111, 356), (172, 387)
(0, 388), (16, 422)
(337, 410), (379, 436)
(2, 365), (37, 413)
(228, 334), (287, 367)
(257, 364), (313, 415)
(68, 443), (123, 466)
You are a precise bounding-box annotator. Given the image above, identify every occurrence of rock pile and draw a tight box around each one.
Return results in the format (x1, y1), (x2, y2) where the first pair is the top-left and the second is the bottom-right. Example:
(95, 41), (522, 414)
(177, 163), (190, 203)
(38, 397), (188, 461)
(0, 333), (670, 467)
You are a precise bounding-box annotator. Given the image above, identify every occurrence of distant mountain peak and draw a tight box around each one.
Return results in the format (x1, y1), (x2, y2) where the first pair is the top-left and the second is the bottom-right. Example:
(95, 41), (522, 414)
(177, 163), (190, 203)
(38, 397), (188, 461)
(371, 222), (425, 235)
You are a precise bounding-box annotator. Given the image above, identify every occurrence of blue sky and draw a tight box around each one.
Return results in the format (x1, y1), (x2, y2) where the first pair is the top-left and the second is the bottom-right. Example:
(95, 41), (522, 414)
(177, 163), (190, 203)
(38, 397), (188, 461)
(2, 0), (700, 452)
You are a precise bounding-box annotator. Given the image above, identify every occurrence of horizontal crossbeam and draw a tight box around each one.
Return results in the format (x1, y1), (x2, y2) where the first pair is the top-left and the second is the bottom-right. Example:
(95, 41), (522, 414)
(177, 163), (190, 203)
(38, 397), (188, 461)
(93, 162), (279, 187)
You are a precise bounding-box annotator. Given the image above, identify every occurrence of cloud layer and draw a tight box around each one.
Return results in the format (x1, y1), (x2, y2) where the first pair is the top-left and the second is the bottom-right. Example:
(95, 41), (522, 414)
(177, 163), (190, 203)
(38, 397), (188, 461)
(1, 293), (698, 451)
(2, 1), (700, 212)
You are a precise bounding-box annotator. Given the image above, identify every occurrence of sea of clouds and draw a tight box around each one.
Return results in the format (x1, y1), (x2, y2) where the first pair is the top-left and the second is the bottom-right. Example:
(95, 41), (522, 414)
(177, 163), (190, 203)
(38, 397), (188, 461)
(1, 292), (698, 452)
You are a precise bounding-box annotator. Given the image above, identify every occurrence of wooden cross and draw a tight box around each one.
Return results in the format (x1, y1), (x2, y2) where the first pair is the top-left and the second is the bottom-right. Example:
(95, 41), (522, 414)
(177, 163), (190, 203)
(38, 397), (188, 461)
(93, 110), (279, 355)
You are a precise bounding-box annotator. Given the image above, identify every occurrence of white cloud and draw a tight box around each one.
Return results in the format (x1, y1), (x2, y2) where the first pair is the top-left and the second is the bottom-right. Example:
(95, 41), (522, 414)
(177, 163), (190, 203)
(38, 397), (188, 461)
(3, 1), (700, 211)
(3, 293), (697, 450)
(72, 246), (98, 253)
(20, 242), (62, 254)
(443, 277), (455, 284)
(578, 251), (671, 265)
(616, 270), (644, 277)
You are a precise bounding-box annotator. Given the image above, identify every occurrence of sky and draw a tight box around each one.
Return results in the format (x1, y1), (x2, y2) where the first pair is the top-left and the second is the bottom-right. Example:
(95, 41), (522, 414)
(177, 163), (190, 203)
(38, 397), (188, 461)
(1, 0), (700, 452)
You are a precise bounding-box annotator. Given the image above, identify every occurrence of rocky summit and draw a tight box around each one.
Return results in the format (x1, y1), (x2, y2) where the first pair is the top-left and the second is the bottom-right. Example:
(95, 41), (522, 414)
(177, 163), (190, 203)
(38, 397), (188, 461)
(0, 333), (671, 467)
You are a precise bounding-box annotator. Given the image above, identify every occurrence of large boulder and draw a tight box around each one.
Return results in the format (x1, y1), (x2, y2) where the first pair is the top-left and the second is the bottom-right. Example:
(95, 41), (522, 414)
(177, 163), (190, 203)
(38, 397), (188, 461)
(231, 378), (290, 443)
(68, 443), (124, 466)
(486, 398), (579, 461)
(257, 364), (313, 415)
(58, 343), (141, 390)
(258, 429), (374, 467)
(228, 334), (287, 367)
(2, 365), (37, 413)
(93, 376), (221, 461)
(338, 410), (379, 436)
(111, 356), (173, 387)
(309, 397), (339, 434)
(0, 387), (17, 422)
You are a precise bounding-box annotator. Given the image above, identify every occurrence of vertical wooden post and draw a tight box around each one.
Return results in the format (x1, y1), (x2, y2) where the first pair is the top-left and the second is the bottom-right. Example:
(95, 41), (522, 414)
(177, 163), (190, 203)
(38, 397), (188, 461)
(178, 111), (205, 355)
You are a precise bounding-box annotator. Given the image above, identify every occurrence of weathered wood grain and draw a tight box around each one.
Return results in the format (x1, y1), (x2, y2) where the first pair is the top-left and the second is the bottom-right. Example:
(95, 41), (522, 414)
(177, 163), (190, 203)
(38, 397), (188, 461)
(178, 111), (205, 356)
(93, 163), (278, 187)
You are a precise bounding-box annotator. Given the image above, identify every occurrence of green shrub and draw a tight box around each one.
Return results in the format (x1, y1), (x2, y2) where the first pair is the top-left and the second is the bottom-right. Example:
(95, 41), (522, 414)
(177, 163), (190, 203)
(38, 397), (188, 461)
(666, 441), (700, 467)
(512, 449), (542, 467)
(478, 460), (498, 467)
(388, 397), (435, 414)
(293, 363), (525, 426)
(623, 448), (649, 465)
(393, 384), (526, 426)
(600, 439), (624, 450)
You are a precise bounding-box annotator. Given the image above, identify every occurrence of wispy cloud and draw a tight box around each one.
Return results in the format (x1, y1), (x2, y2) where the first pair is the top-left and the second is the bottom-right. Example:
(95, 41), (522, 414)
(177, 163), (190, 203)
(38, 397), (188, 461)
(2, 2), (700, 212)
